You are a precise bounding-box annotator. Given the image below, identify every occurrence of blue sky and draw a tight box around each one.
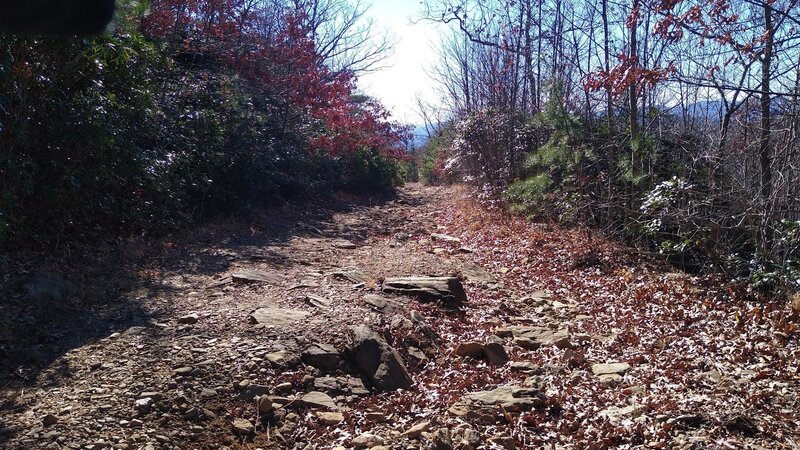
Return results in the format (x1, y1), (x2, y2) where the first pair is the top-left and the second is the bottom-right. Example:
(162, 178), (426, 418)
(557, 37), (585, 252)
(357, 0), (441, 125)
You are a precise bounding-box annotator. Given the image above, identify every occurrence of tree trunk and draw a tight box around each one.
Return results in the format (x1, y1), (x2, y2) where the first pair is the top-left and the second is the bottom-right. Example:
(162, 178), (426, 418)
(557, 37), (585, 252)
(760, 1), (774, 254)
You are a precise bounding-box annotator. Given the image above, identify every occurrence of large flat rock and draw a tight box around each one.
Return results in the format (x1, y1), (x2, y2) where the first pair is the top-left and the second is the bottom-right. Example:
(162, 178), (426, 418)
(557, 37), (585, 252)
(496, 326), (573, 349)
(232, 269), (284, 284)
(382, 276), (467, 306)
(249, 305), (309, 328)
(449, 385), (545, 417)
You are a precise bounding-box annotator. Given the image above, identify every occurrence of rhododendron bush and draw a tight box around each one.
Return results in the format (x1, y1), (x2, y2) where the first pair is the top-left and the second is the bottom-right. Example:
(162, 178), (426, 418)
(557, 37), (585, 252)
(0, 0), (407, 249)
(143, 1), (406, 158)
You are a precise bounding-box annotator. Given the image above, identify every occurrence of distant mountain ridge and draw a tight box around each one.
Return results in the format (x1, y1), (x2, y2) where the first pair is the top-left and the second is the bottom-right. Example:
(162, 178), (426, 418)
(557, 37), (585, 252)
(409, 125), (430, 150)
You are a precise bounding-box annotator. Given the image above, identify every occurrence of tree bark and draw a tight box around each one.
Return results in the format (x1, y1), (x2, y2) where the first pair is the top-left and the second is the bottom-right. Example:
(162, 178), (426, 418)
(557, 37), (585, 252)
(760, 1), (774, 253)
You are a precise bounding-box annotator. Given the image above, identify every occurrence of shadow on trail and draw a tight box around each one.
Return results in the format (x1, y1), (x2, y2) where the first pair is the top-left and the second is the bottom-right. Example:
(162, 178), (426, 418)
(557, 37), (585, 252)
(0, 186), (415, 443)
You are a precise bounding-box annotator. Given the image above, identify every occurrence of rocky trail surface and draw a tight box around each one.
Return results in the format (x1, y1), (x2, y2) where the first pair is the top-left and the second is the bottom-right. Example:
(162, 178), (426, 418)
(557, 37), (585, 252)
(1, 184), (799, 449)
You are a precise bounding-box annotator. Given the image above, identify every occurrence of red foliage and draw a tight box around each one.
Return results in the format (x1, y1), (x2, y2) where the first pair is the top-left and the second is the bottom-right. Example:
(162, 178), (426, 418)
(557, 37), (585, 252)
(142, 1), (406, 158)
(585, 54), (675, 97)
(586, 0), (748, 97)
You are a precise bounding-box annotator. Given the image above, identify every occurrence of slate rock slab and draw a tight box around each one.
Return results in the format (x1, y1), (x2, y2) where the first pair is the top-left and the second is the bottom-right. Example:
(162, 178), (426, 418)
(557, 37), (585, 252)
(231, 418), (254, 435)
(497, 326), (573, 349)
(431, 233), (461, 243)
(459, 385), (545, 412)
(363, 294), (405, 311)
(332, 270), (373, 284)
(331, 239), (359, 249)
(232, 269), (284, 285)
(299, 391), (338, 410)
(461, 265), (496, 284)
(382, 276), (467, 307)
(249, 305), (309, 327)
(592, 362), (630, 376)
(302, 343), (341, 371)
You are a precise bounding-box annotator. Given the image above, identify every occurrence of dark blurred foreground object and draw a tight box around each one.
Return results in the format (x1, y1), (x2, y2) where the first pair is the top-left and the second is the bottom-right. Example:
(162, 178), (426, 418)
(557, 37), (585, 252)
(0, 0), (115, 34)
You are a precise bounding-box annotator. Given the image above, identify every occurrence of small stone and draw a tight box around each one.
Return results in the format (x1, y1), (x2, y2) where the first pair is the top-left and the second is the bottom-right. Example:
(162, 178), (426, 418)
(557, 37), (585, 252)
(274, 382), (293, 394)
(231, 418), (254, 435)
(257, 396), (275, 415)
(365, 411), (386, 422)
(431, 233), (461, 243)
(349, 325), (413, 392)
(454, 342), (484, 359)
(600, 404), (647, 424)
(703, 369), (723, 383)
(510, 361), (542, 373)
(315, 411), (344, 425)
(332, 239), (358, 249)
(431, 428), (454, 450)
(238, 383), (270, 402)
(394, 232), (410, 241)
(184, 407), (201, 420)
(265, 351), (301, 369)
(138, 392), (163, 402)
(300, 391), (338, 410)
(598, 374), (623, 384)
(42, 414), (58, 427)
(301, 343), (341, 372)
(592, 362), (630, 376)
(178, 314), (199, 324)
(460, 428), (482, 446)
(403, 420), (432, 437)
(351, 433), (383, 449)
(459, 385), (544, 412)
(488, 432), (515, 449)
(484, 342), (509, 365)
(199, 388), (218, 399)
(134, 397), (153, 411)
(173, 366), (194, 376)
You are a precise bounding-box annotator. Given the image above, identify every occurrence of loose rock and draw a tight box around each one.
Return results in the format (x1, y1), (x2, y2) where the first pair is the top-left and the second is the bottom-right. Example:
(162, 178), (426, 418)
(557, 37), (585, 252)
(315, 411), (344, 425)
(177, 314), (199, 324)
(349, 325), (412, 391)
(498, 326), (573, 349)
(232, 269), (283, 284)
(301, 343), (341, 371)
(266, 350), (301, 369)
(231, 418), (254, 435)
(351, 433), (383, 449)
(455, 385), (545, 413)
(403, 420), (432, 437)
(300, 391), (338, 410)
(454, 341), (484, 359)
(431, 233), (461, 243)
(249, 305), (309, 327)
(382, 276), (467, 307)
(42, 414), (58, 427)
(484, 342), (509, 365)
(592, 362), (630, 376)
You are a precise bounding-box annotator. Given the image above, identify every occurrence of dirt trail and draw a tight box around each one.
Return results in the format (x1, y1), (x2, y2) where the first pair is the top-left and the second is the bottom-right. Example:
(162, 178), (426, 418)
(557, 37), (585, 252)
(1, 184), (798, 450)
